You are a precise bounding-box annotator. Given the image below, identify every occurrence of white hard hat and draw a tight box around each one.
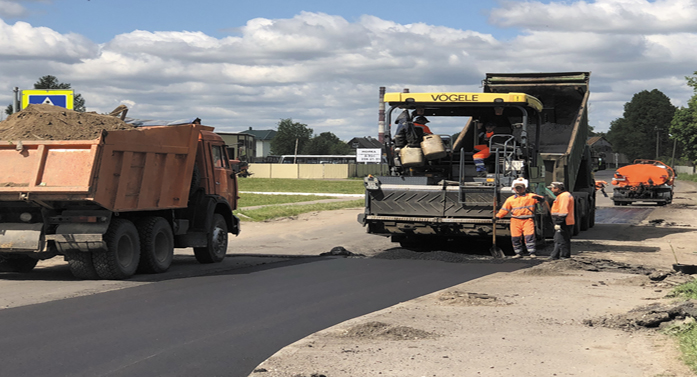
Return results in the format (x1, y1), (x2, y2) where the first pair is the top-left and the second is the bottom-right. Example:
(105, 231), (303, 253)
(512, 177), (528, 189)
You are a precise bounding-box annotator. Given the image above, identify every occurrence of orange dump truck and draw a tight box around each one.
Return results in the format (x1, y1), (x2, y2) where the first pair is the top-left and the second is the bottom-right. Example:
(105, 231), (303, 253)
(611, 159), (675, 206)
(0, 124), (240, 279)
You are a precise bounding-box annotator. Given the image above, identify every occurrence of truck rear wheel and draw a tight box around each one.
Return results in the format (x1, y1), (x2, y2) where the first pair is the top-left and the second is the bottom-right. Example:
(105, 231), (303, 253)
(589, 206), (596, 228)
(94, 219), (141, 279)
(66, 251), (99, 279)
(194, 214), (228, 263)
(136, 217), (174, 274)
(0, 255), (38, 273)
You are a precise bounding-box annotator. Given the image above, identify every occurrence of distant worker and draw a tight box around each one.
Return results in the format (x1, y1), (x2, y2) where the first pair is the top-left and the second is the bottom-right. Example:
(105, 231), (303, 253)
(595, 180), (608, 197)
(548, 181), (575, 260)
(495, 178), (544, 259)
(413, 116), (433, 135)
(473, 122), (496, 177)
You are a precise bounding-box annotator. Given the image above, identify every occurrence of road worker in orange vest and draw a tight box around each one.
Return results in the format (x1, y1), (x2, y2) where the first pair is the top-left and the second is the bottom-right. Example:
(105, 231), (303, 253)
(495, 178), (544, 259)
(548, 181), (575, 260)
(473, 122), (497, 177)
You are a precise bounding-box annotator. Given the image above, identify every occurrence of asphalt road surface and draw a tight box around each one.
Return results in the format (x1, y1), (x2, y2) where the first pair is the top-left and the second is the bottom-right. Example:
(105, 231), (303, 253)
(0, 256), (524, 377)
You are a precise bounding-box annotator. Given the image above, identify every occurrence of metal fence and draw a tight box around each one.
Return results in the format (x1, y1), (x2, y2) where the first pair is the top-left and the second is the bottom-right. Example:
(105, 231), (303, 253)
(247, 163), (389, 179)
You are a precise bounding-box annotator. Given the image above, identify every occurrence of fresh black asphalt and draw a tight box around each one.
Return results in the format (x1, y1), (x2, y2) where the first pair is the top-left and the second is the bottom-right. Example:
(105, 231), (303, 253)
(0, 257), (524, 377)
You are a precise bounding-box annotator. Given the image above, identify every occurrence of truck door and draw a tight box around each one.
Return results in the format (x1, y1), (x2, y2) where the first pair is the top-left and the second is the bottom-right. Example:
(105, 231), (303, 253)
(210, 143), (237, 208)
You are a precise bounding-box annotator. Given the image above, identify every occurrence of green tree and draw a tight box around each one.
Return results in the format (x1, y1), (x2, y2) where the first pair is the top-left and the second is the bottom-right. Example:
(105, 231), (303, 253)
(670, 71), (697, 163)
(270, 118), (313, 155)
(606, 89), (676, 161)
(4, 75), (86, 116)
(303, 132), (351, 155)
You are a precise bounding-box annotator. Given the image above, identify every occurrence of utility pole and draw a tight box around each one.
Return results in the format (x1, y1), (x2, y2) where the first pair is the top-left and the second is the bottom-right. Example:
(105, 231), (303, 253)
(671, 136), (677, 167)
(293, 138), (299, 164)
(655, 126), (660, 159)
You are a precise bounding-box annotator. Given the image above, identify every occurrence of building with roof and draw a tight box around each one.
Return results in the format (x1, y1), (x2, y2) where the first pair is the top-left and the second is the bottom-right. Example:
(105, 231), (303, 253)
(348, 136), (383, 151)
(243, 127), (277, 159)
(587, 135), (630, 168)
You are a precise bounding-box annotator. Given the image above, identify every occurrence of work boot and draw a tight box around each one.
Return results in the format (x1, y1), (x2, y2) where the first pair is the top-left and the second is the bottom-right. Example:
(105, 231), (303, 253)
(529, 254), (537, 258)
(477, 171), (487, 177)
(510, 254), (522, 259)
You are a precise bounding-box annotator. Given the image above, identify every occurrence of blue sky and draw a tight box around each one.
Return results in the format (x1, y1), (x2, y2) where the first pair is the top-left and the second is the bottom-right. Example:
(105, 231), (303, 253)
(15, 0), (514, 43)
(1, 0), (696, 140)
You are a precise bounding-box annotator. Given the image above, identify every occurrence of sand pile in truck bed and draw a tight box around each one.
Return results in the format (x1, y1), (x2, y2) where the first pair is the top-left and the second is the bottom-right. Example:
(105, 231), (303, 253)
(0, 104), (136, 141)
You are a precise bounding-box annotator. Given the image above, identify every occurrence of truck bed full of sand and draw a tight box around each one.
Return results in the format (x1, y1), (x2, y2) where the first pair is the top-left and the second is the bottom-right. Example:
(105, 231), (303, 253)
(0, 104), (135, 141)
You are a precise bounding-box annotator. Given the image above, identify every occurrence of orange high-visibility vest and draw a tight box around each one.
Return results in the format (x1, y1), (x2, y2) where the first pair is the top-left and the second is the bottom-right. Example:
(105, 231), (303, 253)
(496, 193), (537, 219)
(551, 191), (575, 225)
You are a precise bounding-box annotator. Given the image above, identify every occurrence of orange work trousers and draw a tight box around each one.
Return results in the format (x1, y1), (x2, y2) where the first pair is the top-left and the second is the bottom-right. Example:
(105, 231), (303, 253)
(510, 217), (536, 255)
(473, 145), (490, 160)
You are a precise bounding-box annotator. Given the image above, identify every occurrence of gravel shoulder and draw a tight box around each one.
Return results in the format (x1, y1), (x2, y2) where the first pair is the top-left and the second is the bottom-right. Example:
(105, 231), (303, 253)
(249, 179), (697, 377)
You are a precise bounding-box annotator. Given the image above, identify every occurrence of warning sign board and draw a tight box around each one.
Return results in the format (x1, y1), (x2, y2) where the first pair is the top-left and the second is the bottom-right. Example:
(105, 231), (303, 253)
(356, 148), (382, 163)
(21, 89), (74, 110)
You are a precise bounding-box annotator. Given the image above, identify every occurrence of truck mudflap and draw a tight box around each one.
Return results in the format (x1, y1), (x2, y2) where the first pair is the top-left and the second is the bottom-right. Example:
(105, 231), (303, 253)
(0, 223), (43, 252)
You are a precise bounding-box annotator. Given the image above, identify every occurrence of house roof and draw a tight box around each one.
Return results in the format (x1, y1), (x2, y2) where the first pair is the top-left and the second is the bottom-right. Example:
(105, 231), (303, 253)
(244, 128), (276, 141)
(348, 137), (383, 149)
(587, 136), (605, 146)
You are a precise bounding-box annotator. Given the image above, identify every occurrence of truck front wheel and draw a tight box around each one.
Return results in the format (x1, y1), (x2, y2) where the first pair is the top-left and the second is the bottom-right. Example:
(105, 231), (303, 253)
(137, 217), (174, 274)
(194, 214), (228, 263)
(94, 219), (141, 279)
(65, 251), (99, 279)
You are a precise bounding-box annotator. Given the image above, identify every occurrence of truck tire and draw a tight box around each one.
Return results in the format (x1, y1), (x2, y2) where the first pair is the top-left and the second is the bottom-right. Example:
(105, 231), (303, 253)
(136, 217), (174, 274)
(66, 251), (100, 279)
(589, 206), (596, 228)
(194, 213), (228, 263)
(94, 219), (141, 279)
(0, 256), (38, 273)
(580, 208), (590, 231)
(572, 207), (580, 236)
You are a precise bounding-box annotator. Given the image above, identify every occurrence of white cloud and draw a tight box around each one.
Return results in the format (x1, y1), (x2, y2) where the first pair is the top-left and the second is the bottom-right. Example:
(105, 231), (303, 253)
(1, 5), (696, 138)
(0, 1), (28, 18)
(0, 20), (98, 62)
(491, 0), (697, 34)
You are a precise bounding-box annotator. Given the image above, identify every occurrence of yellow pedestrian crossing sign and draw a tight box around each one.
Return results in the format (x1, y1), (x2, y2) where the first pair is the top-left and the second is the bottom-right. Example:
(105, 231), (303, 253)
(21, 89), (74, 110)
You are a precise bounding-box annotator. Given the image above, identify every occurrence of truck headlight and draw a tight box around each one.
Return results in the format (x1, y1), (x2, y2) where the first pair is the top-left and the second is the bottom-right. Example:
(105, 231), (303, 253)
(20, 212), (33, 222)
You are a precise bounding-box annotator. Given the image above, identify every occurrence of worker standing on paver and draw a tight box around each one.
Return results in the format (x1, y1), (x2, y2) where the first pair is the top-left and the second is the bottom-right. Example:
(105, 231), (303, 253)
(496, 178), (544, 259)
(473, 122), (496, 177)
(548, 181), (575, 259)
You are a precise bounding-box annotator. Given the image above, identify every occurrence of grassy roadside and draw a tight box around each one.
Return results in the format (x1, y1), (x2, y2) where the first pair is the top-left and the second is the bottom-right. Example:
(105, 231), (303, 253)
(668, 282), (697, 371)
(238, 178), (364, 194)
(235, 179), (365, 221)
(238, 193), (334, 208)
(234, 200), (363, 221)
(678, 173), (697, 183)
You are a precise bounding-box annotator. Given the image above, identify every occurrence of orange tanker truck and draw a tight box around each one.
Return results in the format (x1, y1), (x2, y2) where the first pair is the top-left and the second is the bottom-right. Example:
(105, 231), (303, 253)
(0, 121), (240, 279)
(611, 159), (675, 206)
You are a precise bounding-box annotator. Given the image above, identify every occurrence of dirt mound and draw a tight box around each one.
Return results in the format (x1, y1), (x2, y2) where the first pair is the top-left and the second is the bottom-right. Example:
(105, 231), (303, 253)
(0, 104), (136, 141)
(437, 291), (509, 306)
(339, 321), (437, 340)
(584, 301), (697, 331)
